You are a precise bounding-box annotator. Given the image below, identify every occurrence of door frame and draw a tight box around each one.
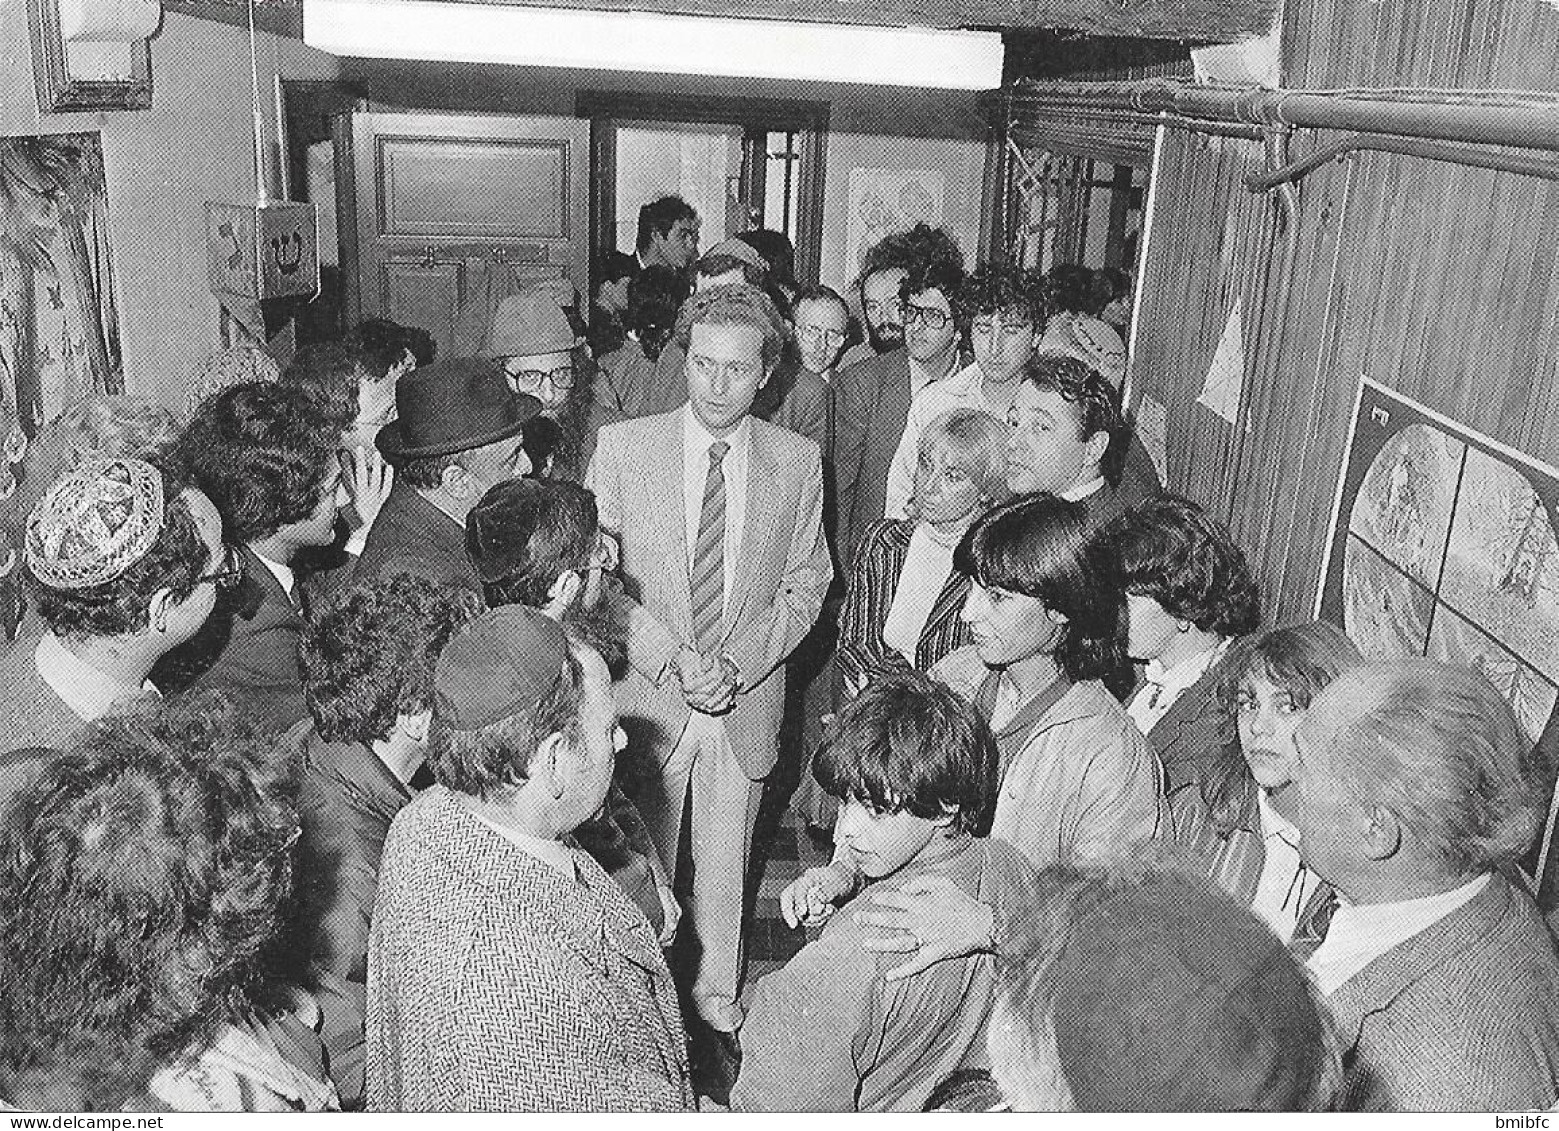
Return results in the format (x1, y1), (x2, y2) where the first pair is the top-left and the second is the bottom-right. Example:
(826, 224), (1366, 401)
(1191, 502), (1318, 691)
(575, 90), (829, 286)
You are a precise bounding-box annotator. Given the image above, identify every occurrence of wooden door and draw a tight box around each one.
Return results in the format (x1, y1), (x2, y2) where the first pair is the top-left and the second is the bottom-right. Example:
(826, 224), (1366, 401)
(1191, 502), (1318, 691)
(352, 112), (590, 361)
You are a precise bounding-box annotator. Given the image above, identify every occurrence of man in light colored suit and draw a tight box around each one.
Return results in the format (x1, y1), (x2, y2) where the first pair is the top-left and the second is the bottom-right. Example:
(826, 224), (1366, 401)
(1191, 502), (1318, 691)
(587, 284), (832, 1052)
(1290, 658), (1559, 1110)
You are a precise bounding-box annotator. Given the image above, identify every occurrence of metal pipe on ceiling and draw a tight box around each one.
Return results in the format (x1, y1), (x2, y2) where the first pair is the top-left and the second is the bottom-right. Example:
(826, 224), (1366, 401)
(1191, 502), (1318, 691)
(1245, 132), (1559, 191)
(1011, 81), (1559, 153)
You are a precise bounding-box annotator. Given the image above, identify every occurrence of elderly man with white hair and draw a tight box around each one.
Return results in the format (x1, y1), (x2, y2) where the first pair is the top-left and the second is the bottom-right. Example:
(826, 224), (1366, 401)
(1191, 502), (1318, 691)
(1288, 657), (1559, 1111)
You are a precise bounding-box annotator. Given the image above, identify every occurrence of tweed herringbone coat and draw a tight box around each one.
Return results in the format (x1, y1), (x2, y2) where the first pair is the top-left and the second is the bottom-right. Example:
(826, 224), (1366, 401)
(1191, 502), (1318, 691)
(1328, 872), (1559, 1111)
(366, 787), (694, 1112)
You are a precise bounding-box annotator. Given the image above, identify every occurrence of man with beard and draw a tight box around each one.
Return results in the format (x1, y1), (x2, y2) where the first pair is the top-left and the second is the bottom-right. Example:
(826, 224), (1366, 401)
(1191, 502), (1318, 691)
(835, 239), (966, 566)
(483, 285), (623, 482)
(465, 476), (678, 940)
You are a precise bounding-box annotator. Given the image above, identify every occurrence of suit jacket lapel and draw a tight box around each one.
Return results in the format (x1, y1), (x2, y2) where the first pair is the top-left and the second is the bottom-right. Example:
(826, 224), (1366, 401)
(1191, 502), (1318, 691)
(1326, 874), (1506, 1053)
(728, 428), (778, 631)
(653, 417), (692, 634)
(238, 545), (298, 620)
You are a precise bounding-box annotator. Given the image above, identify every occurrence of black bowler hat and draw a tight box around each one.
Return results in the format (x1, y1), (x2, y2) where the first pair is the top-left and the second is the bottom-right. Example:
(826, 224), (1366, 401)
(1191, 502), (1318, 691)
(376, 358), (542, 462)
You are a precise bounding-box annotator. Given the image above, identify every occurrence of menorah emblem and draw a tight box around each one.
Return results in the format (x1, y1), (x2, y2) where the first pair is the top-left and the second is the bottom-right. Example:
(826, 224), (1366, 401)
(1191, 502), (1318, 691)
(270, 232), (304, 277)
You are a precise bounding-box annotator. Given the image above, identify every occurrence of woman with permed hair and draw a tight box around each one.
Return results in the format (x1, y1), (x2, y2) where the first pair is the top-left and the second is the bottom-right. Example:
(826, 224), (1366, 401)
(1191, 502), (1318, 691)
(1101, 494), (1261, 795)
(0, 692), (338, 1111)
(1167, 620), (1363, 942)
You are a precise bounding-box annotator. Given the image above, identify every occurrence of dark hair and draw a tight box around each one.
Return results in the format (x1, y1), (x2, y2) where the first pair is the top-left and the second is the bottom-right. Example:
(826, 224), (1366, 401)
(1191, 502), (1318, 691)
(1021, 354), (1125, 482)
(1200, 621), (1365, 836)
(1099, 266), (1132, 304)
(858, 221), (959, 287)
(635, 195), (697, 252)
(174, 382), (337, 544)
(0, 692), (300, 1110)
(958, 265), (1049, 327)
(28, 468), (207, 641)
(696, 253), (766, 288)
(813, 669), (998, 837)
(1106, 495), (1261, 638)
(467, 478), (597, 607)
(1044, 263), (1112, 318)
(350, 318), (422, 381)
(902, 250), (967, 313)
(427, 646), (585, 800)
(955, 494), (1124, 682)
(627, 265), (690, 362)
(532, 346), (600, 482)
(737, 229), (797, 293)
(280, 340), (369, 433)
(597, 250), (639, 286)
(300, 574), (479, 745)
(397, 451), (460, 491)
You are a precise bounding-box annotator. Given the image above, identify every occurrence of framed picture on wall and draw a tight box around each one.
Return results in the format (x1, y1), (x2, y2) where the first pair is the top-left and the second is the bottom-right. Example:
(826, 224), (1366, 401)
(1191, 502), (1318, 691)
(27, 0), (154, 113)
(1316, 377), (1559, 913)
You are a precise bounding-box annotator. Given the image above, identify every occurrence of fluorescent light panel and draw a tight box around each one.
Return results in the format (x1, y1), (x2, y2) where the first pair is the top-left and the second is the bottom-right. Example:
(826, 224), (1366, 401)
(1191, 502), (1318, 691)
(304, 0), (1005, 89)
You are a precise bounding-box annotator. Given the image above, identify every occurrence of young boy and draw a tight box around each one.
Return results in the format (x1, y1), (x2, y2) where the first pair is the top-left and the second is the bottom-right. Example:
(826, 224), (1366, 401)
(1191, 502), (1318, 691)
(731, 670), (1036, 1112)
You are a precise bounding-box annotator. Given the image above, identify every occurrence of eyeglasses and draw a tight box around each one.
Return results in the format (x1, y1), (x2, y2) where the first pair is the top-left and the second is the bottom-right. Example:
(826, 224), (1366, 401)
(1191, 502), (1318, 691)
(504, 364), (576, 393)
(195, 545), (244, 592)
(864, 299), (904, 321)
(798, 324), (846, 347)
(903, 304), (953, 331)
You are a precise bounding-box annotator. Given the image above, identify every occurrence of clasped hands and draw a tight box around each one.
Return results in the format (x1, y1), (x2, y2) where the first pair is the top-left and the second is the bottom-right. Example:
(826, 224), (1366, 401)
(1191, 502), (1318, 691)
(672, 646), (741, 715)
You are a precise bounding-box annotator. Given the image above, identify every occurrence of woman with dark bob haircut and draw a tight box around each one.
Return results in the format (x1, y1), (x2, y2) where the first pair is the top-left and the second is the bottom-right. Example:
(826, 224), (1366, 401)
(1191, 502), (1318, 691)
(1167, 620), (1363, 943)
(1103, 494), (1261, 795)
(0, 692), (338, 1112)
(781, 495), (1164, 970)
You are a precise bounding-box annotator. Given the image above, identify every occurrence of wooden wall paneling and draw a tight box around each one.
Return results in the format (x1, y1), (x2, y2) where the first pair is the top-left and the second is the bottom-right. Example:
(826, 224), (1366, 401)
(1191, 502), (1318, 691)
(1285, 0), (1559, 93)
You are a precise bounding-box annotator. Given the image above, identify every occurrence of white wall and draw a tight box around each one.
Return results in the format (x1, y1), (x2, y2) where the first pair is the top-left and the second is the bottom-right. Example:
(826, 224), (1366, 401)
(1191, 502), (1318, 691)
(2, 11), (340, 409)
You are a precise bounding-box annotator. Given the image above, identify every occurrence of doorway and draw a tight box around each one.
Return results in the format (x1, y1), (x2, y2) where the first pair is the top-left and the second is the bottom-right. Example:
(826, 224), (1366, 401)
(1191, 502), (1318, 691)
(578, 91), (828, 285)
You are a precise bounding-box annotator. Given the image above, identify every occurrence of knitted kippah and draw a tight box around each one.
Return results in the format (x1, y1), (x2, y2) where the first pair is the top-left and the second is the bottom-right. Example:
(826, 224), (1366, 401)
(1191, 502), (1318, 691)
(25, 458), (165, 590)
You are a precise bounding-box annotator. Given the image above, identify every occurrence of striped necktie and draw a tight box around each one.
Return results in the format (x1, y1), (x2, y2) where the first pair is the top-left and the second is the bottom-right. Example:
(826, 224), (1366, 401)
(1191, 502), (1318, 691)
(690, 440), (730, 654)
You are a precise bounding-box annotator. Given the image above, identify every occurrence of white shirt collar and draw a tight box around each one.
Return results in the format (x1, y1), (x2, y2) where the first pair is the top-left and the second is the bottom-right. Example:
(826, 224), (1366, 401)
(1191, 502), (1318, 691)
(1144, 636), (1230, 698)
(682, 402), (752, 455)
(1308, 873), (1490, 996)
(1060, 475), (1106, 502)
(906, 350), (960, 394)
(1256, 788), (1301, 848)
(34, 631), (156, 722)
(250, 548), (296, 597)
(470, 810), (583, 879)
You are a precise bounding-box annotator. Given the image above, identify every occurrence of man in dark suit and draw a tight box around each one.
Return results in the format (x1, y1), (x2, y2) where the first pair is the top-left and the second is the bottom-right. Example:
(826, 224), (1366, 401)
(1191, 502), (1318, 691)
(834, 252), (966, 569)
(164, 382), (351, 727)
(1291, 659), (1559, 1110)
(355, 358), (540, 593)
(1006, 354), (1154, 533)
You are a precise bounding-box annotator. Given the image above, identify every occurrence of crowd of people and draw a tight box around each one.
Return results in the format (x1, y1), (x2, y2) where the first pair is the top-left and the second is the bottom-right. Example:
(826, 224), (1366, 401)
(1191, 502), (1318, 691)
(0, 192), (1556, 1113)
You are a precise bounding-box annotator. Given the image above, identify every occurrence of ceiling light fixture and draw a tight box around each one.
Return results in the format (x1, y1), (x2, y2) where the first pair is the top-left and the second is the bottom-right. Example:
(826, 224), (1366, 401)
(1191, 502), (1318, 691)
(304, 0), (1005, 90)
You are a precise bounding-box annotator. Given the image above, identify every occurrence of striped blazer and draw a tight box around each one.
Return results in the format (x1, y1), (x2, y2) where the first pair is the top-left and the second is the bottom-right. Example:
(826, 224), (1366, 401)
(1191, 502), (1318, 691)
(838, 518), (973, 691)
